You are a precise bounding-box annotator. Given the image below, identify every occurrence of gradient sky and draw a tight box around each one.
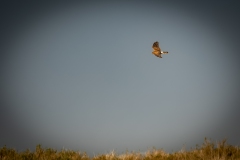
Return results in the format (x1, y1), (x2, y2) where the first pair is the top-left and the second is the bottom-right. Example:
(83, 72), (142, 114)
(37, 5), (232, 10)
(1, 0), (240, 156)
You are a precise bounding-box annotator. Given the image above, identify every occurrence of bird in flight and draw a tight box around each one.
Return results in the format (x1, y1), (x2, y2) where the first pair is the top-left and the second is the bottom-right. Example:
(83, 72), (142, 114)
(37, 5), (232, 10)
(152, 41), (168, 58)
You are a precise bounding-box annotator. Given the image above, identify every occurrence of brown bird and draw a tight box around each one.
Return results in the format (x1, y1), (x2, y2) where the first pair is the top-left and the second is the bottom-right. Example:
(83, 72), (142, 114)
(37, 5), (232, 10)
(152, 41), (168, 58)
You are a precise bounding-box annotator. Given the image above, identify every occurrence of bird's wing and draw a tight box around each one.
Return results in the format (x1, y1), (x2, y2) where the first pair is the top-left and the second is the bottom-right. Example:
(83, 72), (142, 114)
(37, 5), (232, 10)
(152, 41), (159, 48)
(152, 41), (161, 51)
(152, 47), (160, 51)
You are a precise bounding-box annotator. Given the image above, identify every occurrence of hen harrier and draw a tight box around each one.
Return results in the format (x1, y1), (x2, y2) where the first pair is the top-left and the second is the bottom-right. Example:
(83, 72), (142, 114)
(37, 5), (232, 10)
(152, 41), (168, 58)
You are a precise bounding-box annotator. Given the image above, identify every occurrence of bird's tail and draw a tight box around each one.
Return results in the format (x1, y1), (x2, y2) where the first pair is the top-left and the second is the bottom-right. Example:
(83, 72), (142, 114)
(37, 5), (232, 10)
(161, 51), (168, 54)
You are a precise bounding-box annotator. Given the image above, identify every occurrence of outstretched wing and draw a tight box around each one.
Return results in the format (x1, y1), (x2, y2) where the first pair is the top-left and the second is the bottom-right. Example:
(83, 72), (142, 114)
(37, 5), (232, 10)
(152, 41), (161, 51)
(152, 41), (161, 57)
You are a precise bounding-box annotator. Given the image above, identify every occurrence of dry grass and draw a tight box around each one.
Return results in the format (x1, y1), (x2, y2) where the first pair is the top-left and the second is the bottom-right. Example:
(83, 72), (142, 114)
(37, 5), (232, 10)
(1, 138), (239, 160)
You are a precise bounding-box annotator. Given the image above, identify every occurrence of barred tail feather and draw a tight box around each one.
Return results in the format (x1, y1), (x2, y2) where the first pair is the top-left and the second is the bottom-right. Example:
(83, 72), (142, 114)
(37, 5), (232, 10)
(161, 51), (168, 54)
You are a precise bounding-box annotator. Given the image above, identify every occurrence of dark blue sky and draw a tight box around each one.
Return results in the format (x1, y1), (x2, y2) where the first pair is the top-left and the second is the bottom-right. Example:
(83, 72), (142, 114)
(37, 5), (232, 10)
(1, 0), (240, 156)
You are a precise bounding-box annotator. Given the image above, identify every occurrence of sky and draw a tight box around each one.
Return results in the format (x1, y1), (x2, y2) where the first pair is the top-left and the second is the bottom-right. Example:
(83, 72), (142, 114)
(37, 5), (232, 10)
(1, 0), (240, 156)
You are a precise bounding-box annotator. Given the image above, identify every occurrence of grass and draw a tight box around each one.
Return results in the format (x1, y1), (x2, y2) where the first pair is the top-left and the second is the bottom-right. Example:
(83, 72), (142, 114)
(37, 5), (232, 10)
(0, 138), (239, 160)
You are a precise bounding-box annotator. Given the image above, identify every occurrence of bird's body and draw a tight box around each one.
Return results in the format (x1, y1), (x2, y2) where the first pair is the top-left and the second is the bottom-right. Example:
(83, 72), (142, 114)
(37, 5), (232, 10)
(152, 41), (168, 58)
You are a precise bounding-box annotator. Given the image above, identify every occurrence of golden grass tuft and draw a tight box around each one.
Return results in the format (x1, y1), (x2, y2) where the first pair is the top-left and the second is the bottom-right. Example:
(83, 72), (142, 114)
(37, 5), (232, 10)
(0, 138), (239, 160)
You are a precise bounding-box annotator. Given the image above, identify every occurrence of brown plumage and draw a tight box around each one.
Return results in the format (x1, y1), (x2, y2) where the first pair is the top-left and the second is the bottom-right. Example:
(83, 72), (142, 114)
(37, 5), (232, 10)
(152, 41), (168, 58)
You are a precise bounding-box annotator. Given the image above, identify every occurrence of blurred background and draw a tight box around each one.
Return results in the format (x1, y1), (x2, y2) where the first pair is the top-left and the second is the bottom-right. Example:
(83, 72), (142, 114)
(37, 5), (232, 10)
(1, 0), (239, 156)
